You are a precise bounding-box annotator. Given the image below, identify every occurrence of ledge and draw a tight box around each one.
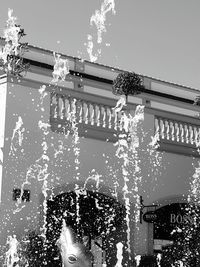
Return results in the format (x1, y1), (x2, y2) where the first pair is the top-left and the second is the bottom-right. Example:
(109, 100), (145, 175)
(50, 119), (118, 143)
(157, 140), (200, 158)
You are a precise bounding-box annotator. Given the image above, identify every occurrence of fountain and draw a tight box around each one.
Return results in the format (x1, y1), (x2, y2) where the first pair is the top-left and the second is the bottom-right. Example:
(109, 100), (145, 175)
(1, 3), (199, 267)
(0, 7), (146, 265)
(56, 220), (93, 267)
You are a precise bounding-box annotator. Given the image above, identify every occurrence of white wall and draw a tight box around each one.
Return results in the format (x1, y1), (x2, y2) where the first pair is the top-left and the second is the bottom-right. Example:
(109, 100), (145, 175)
(0, 79), (198, 259)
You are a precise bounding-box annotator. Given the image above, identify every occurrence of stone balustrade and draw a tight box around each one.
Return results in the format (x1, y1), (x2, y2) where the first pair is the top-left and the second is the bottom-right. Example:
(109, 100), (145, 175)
(155, 116), (200, 147)
(50, 89), (200, 156)
(155, 116), (200, 156)
(50, 92), (125, 141)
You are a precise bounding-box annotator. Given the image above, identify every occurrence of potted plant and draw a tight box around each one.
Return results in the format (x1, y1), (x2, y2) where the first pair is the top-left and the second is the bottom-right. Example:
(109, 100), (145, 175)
(112, 71), (144, 103)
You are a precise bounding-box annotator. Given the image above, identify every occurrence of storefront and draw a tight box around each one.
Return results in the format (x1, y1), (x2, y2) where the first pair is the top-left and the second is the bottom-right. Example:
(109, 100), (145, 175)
(152, 202), (200, 265)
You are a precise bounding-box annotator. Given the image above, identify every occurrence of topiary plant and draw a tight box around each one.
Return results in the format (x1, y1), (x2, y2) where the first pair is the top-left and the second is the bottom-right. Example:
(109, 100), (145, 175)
(112, 71), (144, 100)
(112, 71), (144, 102)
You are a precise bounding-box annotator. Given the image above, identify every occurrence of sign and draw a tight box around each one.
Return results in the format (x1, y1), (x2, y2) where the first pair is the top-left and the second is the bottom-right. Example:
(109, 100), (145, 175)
(170, 213), (195, 225)
(153, 203), (199, 241)
(143, 211), (158, 223)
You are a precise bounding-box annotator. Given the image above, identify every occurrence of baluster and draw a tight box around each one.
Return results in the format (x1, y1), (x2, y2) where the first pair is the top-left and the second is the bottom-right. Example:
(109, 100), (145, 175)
(160, 119), (165, 140)
(71, 98), (77, 119)
(58, 96), (61, 119)
(90, 103), (95, 126)
(194, 127), (197, 146)
(78, 100), (83, 123)
(65, 97), (71, 121)
(117, 111), (122, 131)
(98, 106), (103, 127)
(107, 107), (112, 129)
(104, 106), (110, 129)
(154, 118), (160, 142)
(189, 125), (194, 145)
(84, 102), (89, 124)
(184, 124), (189, 144)
(56, 94), (60, 119)
(193, 126), (197, 145)
(102, 106), (107, 128)
(96, 105), (100, 127)
(88, 103), (93, 125)
(69, 97), (73, 116)
(179, 122), (183, 143)
(157, 118), (163, 140)
(50, 93), (55, 118)
(196, 127), (200, 147)
(182, 124), (186, 143)
(192, 126), (196, 146)
(194, 127), (200, 147)
(75, 99), (81, 123)
(62, 96), (66, 120)
(59, 96), (65, 120)
(113, 109), (118, 130)
(93, 104), (98, 126)
(51, 93), (59, 119)
(175, 122), (180, 143)
(87, 103), (91, 125)
(165, 120), (169, 140)
(102, 106), (106, 128)
(110, 108), (115, 130)
(154, 118), (159, 133)
(170, 121), (175, 141)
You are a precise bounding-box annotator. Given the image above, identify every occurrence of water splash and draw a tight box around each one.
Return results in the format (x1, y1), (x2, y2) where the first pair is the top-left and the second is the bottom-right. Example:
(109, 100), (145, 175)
(171, 227), (182, 235)
(112, 96), (126, 113)
(86, 0), (116, 62)
(52, 52), (69, 83)
(83, 169), (102, 190)
(114, 101), (144, 255)
(38, 85), (48, 106)
(9, 116), (25, 156)
(86, 34), (98, 62)
(0, 9), (20, 65)
(25, 154), (49, 183)
(115, 242), (123, 267)
(70, 99), (80, 182)
(175, 260), (184, 267)
(66, 98), (82, 230)
(37, 86), (50, 242)
(149, 131), (160, 150)
(4, 235), (19, 267)
(90, 0), (115, 44)
(53, 140), (64, 158)
(146, 129), (163, 187)
(135, 255), (141, 266)
(189, 163), (200, 205)
(156, 253), (162, 267)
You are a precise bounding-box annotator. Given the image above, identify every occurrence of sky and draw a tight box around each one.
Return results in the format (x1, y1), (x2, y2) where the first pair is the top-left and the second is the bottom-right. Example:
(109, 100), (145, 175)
(0, 0), (200, 89)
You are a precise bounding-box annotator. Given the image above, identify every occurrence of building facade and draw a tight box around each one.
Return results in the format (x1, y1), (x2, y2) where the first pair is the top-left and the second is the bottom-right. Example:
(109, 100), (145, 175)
(0, 43), (200, 266)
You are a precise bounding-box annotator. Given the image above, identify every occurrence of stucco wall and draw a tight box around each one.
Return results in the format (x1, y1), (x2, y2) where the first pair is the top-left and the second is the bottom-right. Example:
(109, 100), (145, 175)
(0, 80), (198, 258)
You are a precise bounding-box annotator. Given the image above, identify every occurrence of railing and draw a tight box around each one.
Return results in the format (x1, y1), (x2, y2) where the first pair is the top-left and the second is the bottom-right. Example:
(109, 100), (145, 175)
(50, 92), (125, 141)
(155, 116), (200, 156)
(50, 91), (200, 156)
